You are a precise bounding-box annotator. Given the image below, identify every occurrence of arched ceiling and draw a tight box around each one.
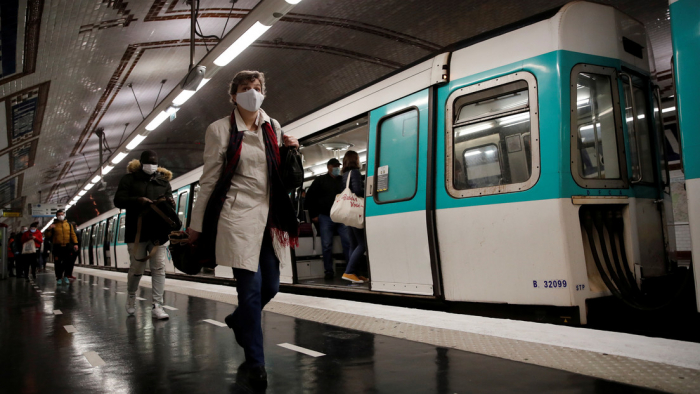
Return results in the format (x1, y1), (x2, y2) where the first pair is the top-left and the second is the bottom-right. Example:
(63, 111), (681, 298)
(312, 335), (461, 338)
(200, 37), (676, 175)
(0, 0), (674, 227)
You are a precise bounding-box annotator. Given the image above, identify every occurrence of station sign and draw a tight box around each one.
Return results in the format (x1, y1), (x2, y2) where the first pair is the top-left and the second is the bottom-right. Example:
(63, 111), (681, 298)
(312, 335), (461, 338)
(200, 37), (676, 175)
(1, 210), (22, 217)
(31, 204), (64, 218)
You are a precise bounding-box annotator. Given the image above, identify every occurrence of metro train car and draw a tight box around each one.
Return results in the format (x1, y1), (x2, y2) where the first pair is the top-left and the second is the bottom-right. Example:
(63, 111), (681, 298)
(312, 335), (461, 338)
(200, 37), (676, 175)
(77, 1), (685, 324)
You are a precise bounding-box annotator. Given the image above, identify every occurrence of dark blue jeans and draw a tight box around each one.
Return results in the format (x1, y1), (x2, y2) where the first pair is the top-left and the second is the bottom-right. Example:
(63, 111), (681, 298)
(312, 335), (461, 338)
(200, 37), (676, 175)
(345, 227), (366, 275)
(318, 214), (351, 274)
(230, 231), (280, 367)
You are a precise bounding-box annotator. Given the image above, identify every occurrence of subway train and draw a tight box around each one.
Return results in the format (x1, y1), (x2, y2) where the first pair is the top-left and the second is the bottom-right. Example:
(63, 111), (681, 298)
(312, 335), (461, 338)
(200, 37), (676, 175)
(76, 1), (688, 325)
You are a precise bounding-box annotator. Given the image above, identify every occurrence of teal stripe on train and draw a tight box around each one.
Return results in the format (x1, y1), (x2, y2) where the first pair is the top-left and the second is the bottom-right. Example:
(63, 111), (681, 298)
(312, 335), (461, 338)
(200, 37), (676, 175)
(670, 0), (700, 180)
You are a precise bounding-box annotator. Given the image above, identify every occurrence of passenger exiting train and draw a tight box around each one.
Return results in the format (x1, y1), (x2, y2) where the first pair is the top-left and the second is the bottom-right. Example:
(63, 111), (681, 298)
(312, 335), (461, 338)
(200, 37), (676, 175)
(340, 151), (368, 284)
(187, 70), (299, 385)
(19, 223), (42, 281)
(114, 150), (174, 320)
(46, 209), (78, 284)
(305, 158), (352, 279)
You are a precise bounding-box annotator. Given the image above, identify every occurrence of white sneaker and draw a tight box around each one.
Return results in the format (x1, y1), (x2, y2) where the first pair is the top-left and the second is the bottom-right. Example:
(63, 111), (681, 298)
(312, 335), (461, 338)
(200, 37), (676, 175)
(152, 304), (169, 320)
(126, 294), (136, 315)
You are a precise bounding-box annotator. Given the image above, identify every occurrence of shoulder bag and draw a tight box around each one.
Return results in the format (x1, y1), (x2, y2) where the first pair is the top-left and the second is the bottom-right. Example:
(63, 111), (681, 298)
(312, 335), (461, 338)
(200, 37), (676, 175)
(330, 172), (365, 229)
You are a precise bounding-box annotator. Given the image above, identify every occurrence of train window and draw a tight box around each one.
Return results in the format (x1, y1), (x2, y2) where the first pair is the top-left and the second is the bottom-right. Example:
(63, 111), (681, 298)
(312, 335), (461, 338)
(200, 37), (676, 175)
(107, 220), (115, 244)
(570, 64), (627, 188)
(118, 216), (126, 243)
(462, 144), (501, 188)
(375, 108), (419, 202)
(177, 192), (188, 230)
(446, 72), (540, 198)
(622, 79), (655, 184)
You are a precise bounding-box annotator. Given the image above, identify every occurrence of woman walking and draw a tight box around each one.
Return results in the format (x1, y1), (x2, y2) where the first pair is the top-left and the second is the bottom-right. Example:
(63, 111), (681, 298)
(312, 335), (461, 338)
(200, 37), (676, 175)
(20, 222), (43, 281)
(188, 70), (298, 386)
(340, 151), (369, 284)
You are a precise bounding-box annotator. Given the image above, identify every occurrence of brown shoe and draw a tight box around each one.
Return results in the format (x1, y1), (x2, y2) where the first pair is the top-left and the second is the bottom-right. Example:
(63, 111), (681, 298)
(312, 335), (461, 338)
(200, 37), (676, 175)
(342, 273), (364, 283)
(358, 276), (369, 282)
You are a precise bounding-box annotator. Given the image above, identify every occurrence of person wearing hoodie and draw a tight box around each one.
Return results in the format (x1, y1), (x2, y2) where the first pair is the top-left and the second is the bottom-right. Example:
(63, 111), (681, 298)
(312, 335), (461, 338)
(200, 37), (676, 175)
(20, 222), (43, 281)
(114, 150), (174, 320)
(46, 209), (78, 284)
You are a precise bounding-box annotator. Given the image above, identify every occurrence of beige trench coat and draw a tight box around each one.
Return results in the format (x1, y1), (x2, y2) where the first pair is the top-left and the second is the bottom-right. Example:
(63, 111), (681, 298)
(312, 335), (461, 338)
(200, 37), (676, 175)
(189, 108), (290, 271)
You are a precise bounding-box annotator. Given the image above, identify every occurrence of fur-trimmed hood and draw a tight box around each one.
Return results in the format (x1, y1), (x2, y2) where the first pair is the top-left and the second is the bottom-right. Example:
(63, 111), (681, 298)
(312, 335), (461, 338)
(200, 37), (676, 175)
(126, 159), (173, 181)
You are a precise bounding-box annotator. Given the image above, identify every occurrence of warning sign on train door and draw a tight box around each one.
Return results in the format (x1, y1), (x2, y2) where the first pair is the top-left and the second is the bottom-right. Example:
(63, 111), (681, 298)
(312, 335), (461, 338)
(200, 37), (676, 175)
(377, 165), (389, 192)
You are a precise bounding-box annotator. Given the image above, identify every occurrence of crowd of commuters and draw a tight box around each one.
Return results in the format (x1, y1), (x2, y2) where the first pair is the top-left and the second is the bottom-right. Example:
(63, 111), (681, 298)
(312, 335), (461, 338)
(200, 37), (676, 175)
(6, 215), (80, 282)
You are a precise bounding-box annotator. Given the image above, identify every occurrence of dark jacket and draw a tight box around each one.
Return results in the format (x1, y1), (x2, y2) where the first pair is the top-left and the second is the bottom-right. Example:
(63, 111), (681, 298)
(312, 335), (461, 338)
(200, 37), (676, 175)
(114, 159), (174, 243)
(304, 173), (343, 219)
(341, 169), (365, 197)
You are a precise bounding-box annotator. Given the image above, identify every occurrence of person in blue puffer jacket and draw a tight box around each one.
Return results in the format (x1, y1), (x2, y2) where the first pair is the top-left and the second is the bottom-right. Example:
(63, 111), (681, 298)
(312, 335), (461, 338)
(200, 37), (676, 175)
(340, 150), (369, 284)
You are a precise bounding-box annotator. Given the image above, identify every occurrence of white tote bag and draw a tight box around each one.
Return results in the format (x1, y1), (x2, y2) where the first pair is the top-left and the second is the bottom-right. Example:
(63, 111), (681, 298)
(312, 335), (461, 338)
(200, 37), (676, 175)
(22, 239), (37, 254)
(330, 172), (365, 229)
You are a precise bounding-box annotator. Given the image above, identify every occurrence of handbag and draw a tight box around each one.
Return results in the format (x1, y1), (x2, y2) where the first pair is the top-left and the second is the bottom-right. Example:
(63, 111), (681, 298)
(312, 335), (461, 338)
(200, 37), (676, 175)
(281, 147), (304, 193)
(22, 239), (37, 254)
(168, 231), (203, 275)
(134, 197), (182, 262)
(330, 172), (365, 229)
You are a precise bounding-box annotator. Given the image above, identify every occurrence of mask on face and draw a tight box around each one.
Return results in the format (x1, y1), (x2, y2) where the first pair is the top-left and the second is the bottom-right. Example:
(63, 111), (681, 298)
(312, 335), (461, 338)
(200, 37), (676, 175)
(332, 167), (341, 176)
(30, 229), (36, 233)
(57, 215), (65, 221)
(236, 89), (265, 112)
(142, 164), (158, 175)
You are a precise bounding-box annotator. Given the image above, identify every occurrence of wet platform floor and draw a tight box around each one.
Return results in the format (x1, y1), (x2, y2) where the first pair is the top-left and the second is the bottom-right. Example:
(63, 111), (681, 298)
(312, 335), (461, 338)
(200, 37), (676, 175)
(0, 272), (665, 394)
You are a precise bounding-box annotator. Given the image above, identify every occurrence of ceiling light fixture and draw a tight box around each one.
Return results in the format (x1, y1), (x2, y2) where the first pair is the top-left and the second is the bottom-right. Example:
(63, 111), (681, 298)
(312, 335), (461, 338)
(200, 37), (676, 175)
(662, 106), (676, 113)
(126, 134), (147, 150)
(146, 111), (170, 131)
(173, 78), (210, 106)
(112, 152), (128, 164)
(91, 175), (102, 183)
(321, 142), (353, 151)
(214, 22), (271, 66)
(285, 0), (303, 4)
(84, 183), (96, 191)
(78, 190), (87, 196)
(102, 165), (114, 175)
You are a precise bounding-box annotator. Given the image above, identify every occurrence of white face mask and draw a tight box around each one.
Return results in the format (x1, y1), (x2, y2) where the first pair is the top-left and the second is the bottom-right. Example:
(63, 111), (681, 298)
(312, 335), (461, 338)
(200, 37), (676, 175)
(57, 215), (65, 221)
(236, 89), (264, 112)
(142, 164), (158, 175)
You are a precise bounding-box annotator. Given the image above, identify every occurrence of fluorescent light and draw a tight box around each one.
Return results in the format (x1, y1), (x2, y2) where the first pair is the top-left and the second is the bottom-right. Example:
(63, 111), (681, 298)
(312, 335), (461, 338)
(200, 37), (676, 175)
(662, 106), (676, 113)
(145, 111), (170, 131)
(172, 90), (195, 106)
(214, 22), (271, 66)
(580, 123), (601, 131)
(126, 134), (147, 150)
(285, 0), (302, 4)
(84, 183), (96, 191)
(102, 165), (114, 175)
(499, 112), (530, 125)
(172, 78), (210, 106)
(78, 190), (87, 196)
(457, 122), (493, 136)
(465, 150), (482, 157)
(112, 152), (128, 164)
(91, 175), (101, 183)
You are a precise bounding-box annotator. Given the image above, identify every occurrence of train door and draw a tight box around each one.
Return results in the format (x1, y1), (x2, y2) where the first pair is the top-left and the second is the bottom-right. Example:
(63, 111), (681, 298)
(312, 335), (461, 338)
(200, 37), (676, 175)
(115, 213), (130, 269)
(81, 230), (90, 265)
(620, 71), (669, 275)
(88, 225), (96, 265)
(168, 186), (190, 274)
(364, 89), (434, 295)
(104, 216), (117, 267)
(94, 222), (104, 266)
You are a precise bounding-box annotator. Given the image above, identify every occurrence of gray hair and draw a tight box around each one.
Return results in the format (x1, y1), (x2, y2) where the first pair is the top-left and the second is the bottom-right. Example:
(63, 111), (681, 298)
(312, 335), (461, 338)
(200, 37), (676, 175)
(229, 70), (266, 96)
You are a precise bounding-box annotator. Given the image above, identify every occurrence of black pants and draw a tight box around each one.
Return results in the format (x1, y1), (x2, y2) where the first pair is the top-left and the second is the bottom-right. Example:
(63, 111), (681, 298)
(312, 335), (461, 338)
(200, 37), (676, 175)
(66, 250), (78, 277)
(8, 257), (15, 276)
(19, 253), (38, 279)
(54, 245), (72, 279)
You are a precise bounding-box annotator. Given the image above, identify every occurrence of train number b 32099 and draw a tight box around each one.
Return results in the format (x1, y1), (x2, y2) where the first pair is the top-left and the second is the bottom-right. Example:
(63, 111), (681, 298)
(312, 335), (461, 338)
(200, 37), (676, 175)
(533, 280), (567, 288)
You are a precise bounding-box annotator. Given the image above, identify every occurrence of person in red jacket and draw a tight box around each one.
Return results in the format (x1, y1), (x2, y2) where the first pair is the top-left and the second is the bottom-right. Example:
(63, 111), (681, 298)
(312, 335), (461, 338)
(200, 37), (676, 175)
(20, 222), (43, 281)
